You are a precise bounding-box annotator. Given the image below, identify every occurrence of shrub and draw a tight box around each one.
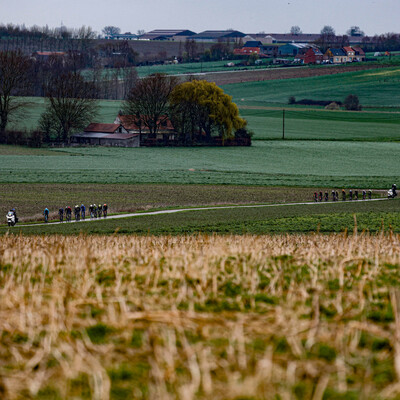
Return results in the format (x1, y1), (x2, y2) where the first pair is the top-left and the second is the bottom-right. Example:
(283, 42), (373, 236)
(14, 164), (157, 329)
(325, 102), (341, 110)
(344, 94), (362, 111)
(288, 96), (296, 104)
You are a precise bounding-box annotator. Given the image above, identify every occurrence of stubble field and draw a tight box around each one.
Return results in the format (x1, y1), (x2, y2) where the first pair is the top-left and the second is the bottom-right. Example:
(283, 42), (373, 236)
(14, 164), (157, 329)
(1, 233), (400, 399)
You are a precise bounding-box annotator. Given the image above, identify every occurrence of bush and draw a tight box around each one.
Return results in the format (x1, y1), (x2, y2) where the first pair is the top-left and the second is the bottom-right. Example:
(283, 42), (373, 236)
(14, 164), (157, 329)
(344, 94), (362, 111)
(28, 130), (44, 147)
(325, 102), (340, 110)
(288, 96), (296, 105)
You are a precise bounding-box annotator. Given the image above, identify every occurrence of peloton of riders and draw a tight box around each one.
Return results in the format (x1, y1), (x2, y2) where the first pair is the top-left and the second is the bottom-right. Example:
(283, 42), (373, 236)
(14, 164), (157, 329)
(55, 203), (108, 222)
(314, 189), (373, 202)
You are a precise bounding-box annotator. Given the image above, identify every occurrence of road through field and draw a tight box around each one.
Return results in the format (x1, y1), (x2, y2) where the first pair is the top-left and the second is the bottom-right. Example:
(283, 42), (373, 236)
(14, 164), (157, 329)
(13, 197), (388, 228)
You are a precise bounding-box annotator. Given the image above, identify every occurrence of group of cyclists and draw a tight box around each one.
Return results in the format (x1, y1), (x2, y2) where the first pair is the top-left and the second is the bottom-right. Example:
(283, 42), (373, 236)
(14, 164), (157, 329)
(313, 189), (373, 202)
(45, 203), (108, 223)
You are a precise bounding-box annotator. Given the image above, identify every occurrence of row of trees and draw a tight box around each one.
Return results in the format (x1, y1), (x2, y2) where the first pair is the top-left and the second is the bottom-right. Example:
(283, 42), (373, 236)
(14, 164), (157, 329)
(0, 50), (249, 145)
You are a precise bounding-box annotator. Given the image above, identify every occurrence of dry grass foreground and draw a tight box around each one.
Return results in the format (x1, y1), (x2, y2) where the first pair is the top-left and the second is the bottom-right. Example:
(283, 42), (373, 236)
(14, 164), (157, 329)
(1, 233), (400, 399)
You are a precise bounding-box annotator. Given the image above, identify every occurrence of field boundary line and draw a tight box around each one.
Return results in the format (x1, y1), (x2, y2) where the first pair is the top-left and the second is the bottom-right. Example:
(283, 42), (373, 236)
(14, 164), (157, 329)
(12, 198), (389, 228)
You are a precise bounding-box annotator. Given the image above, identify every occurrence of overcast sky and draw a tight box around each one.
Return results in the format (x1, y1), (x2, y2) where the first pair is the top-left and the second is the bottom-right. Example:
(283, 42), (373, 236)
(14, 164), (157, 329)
(0, 0), (398, 36)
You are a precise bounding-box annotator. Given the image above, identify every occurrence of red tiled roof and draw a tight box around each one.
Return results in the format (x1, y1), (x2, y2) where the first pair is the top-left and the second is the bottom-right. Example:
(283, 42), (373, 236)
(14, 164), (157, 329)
(84, 123), (120, 133)
(343, 47), (354, 53)
(118, 115), (174, 131)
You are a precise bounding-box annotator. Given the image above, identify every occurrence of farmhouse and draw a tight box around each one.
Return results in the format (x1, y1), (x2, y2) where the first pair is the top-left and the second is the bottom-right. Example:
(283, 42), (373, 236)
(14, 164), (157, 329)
(114, 115), (176, 145)
(324, 48), (348, 64)
(71, 123), (140, 147)
(233, 41), (279, 57)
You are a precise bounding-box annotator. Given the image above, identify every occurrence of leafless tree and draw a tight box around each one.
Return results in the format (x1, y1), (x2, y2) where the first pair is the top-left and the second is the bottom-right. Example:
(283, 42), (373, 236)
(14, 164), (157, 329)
(290, 26), (302, 35)
(102, 26), (121, 37)
(123, 73), (178, 137)
(40, 72), (98, 142)
(0, 50), (31, 141)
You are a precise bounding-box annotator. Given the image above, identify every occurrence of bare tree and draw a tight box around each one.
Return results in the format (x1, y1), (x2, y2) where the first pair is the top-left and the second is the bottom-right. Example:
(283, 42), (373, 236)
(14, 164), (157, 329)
(0, 50), (31, 141)
(40, 72), (98, 142)
(102, 26), (121, 37)
(290, 26), (302, 35)
(123, 73), (178, 137)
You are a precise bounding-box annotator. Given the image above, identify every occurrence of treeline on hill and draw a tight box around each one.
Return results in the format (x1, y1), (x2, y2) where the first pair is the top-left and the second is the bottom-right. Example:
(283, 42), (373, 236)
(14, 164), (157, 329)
(0, 50), (252, 146)
(0, 23), (235, 66)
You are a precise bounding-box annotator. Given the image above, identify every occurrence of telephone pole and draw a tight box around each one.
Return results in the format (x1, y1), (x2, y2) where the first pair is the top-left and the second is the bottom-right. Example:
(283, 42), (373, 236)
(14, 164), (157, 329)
(282, 109), (285, 140)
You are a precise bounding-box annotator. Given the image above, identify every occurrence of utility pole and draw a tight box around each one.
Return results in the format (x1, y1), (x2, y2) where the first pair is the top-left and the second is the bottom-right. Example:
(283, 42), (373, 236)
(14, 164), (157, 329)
(282, 109), (285, 140)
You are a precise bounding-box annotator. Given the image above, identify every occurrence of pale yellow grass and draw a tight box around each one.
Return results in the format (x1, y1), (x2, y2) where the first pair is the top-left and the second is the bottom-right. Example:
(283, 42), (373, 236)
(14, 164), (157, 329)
(0, 233), (400, 399)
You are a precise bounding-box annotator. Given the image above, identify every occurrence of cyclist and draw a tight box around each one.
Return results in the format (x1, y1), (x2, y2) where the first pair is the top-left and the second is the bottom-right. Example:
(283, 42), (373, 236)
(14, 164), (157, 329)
(66, 206), (72, 222)
(102, 203), (108, 218)
(349, 189), (353, 201)
(324, 192), (329, 202)
(354, 190), (358, 200)
(362, 190), (366, 200)
(335, 191), (339, 202)
(81, 204), (86, 220)
(319, 191), (323, 202)
(368, 190), (372, 200)
(313, 192), (318, 202)
(331, 190), (336, 202)
(93, 204), (97, 218)
(97, 204), (102, 218)
(342, 189), (346, 201)
(392, 184), (397, 198)
(74, 205), (80, 221)
(59, 207), (64, 222)
(43, 207), (50, 223)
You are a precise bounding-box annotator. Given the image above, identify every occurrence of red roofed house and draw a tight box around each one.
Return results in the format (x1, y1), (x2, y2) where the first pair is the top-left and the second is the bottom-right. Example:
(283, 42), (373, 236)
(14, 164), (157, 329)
(343, 47), (356, 62)
(304, 47), (324, 64)
(71, 123), (140, 147)
(114, 114), (176, 145)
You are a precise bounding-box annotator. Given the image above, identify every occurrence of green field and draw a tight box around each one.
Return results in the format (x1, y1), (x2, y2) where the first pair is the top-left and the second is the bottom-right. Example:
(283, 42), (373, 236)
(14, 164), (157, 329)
(136, 59), (274, 77)
(2, 198), (399, 235)
(240, 108), (400, 140)
(0, 142), (399, 188)
(222, 67), (400, 108)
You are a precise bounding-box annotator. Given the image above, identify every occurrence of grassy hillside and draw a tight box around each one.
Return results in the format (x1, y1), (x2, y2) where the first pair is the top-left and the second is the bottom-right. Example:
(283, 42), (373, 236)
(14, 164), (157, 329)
(0, 142), (399, 188)
(223, 67), (400, 108)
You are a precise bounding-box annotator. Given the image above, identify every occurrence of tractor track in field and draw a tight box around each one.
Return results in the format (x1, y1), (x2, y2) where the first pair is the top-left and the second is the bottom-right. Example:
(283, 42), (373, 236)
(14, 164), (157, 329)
(9, 197), (389, 228)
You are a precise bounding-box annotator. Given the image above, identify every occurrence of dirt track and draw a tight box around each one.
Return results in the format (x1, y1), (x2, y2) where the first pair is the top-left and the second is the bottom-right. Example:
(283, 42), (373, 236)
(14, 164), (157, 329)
(201, 64), (387, 85)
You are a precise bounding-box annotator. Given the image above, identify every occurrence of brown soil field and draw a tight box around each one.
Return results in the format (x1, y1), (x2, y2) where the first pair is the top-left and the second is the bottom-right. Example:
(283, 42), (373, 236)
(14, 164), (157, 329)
(205, 64), (387, 85)
(1, 184), (318, 223)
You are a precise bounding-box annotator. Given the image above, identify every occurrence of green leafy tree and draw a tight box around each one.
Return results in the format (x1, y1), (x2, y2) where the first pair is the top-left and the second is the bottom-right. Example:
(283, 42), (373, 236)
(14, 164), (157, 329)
(170, 80), (246, 144)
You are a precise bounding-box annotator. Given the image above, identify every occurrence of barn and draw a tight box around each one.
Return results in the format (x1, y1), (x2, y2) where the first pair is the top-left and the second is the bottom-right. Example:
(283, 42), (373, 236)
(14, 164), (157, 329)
(71, 123), (140, 147)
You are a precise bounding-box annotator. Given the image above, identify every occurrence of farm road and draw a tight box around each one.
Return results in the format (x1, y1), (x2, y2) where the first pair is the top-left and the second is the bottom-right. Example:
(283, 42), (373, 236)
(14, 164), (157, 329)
(14, 198), (388, 228)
